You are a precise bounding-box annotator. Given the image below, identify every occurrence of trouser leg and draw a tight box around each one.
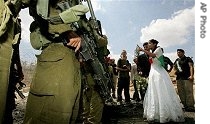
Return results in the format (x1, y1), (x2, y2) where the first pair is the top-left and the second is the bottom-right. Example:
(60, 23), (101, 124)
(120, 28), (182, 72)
(117, 79), (123, 102)
(177, 80), (186, 107)
(0, 24), (14, 123)
(124, 78), (130, 102)
(87, 89), (104, 124)
(184, 80), (195, 109)
(133, 80), (140, 101)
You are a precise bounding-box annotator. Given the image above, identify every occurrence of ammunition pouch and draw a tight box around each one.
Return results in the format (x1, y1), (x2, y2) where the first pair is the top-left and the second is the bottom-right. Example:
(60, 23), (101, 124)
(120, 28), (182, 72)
(30, 26), (51, 50)
(97, 35), (108, 48)
(96, 47), (110, 62)
(59, 7), (79, 24)
(59, 4), (89, 24)
(95, 34), (109, 61)
(28, 1), (89, 50)
(30, 21), (76, 50)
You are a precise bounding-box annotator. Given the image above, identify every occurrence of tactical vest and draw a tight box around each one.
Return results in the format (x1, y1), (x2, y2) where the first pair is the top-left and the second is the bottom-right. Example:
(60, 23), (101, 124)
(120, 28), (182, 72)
(29, 0), (90, 50)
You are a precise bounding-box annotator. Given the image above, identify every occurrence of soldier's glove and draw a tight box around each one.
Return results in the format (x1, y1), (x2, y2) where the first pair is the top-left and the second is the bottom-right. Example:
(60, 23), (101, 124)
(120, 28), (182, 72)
(59, 5), (89, 24)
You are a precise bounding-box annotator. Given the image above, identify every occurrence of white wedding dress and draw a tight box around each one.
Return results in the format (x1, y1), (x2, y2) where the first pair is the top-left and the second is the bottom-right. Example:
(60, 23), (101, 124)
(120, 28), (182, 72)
(143, 47), (185, 123)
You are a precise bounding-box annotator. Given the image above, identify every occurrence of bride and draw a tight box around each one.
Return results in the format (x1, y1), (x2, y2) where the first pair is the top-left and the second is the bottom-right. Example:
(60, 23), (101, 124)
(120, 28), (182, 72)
(138, 39), (185, 123)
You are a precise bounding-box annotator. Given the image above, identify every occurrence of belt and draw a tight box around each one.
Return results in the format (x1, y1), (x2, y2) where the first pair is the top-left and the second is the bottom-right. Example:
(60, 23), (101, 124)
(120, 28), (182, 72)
(53, 36), (75, 50)
(43, 32), (76, 50)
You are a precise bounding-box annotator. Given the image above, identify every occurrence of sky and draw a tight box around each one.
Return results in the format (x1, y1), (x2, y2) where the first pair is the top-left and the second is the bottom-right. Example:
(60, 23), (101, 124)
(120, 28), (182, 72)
(19, 0), (195, 64)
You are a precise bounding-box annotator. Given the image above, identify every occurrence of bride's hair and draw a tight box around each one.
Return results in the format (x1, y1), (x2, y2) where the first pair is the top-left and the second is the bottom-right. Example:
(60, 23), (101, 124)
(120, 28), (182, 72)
(149, 39), (159, 53)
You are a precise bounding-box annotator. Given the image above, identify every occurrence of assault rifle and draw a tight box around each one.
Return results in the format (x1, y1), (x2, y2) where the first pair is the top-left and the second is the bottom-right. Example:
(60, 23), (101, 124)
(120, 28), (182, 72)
(11, 43), (26, 99)
(58, 1), (113, 102)
(81, 0), (114, 102)
(79, 33), (113, 102)
(13, 80), (26, 99)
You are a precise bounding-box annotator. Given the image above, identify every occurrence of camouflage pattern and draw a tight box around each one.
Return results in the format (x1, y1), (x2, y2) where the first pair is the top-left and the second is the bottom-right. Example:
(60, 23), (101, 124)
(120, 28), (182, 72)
(23, 44), (81, 124)
(0, 0), (22, 123)
(23, 0), (83, 123)
(79, 72), (104, 124)
(0, 17), (14, 124)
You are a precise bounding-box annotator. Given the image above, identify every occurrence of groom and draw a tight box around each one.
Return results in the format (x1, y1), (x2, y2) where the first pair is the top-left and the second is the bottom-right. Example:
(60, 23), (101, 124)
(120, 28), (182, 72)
(136, 42), (151, 100)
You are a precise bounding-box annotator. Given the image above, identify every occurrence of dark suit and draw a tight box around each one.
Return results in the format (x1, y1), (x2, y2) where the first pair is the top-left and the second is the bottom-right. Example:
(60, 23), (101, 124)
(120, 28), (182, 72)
(136, 53), (151, 100)
(137, 54), (151, 78)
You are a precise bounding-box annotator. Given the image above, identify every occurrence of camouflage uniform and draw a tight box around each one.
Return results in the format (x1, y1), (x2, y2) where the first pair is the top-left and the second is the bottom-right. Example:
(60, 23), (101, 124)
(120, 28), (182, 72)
(0, 1), (23, 123)
(18, 0), (88, 123)
(77, 16), (109, 124)
(79, 63), (104, 124)
(74, 1), (109, 123)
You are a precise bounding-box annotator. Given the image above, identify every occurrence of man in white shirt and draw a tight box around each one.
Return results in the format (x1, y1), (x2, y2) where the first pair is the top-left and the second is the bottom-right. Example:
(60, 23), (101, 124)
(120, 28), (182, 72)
(130, 58), (141, 102)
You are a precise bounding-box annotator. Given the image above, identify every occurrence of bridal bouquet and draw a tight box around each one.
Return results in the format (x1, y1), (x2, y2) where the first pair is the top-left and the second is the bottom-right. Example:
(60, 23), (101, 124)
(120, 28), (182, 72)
(134, 74), (148, 92)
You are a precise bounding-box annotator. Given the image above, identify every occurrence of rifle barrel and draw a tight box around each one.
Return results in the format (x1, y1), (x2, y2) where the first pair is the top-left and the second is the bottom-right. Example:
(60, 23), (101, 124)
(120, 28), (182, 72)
(86, 0), (96, 20)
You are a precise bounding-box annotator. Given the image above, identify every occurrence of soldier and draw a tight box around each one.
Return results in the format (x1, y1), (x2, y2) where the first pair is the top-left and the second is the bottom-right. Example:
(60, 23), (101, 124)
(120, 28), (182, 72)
(10, 0), (90, 124)
(78, 32), (108, 124)
(76, 2), (110, 122)
(79, 61), (105, 124)
(0, 1), (24, 123)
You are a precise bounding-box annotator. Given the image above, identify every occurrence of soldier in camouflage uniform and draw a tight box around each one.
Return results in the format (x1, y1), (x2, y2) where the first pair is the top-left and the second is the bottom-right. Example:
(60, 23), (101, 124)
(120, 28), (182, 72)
(20, 0), (90, 124)
(78, 33), (109, 124)
(73, 1), (110, 123)
(1, 0), (108, 123)
(0, 1), (24, 123)
(77, 9), (110, 124)
(79, 61), (105, 124)
(0, 0), (88, 123)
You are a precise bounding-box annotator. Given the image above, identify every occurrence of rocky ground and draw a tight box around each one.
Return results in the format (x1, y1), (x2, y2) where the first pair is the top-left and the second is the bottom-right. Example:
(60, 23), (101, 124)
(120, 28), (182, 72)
(12, 86), (195, 124)
(12, 92), (28, 124)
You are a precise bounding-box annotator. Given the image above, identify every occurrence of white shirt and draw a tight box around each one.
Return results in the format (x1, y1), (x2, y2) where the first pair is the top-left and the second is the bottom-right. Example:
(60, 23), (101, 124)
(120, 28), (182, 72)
(130, 63), (138, 81)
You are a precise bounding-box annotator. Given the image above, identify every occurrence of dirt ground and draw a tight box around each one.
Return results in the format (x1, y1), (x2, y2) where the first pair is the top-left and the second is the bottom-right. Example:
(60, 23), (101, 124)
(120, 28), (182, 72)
(12, 85), (195, 124)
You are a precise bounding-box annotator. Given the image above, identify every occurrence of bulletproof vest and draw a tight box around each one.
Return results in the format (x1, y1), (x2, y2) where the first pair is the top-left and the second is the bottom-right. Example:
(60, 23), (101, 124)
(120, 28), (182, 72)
(29, 0), (83, 36)
(29, 0), (67, 49)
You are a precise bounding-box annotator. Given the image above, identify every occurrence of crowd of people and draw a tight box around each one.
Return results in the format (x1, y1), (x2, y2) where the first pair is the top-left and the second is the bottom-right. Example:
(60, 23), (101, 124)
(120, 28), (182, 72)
(0, 0), (194, 124)
(107, 39), (195, 123)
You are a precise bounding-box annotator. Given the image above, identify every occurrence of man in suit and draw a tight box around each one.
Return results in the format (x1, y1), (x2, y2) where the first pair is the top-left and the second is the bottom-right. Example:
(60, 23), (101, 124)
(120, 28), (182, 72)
(136, 42), (151, 101)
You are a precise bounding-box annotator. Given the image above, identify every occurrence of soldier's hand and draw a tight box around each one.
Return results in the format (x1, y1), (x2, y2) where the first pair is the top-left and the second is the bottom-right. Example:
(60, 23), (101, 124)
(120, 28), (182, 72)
(66, 31), (82, 52)
(67, 37), (81, 52)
